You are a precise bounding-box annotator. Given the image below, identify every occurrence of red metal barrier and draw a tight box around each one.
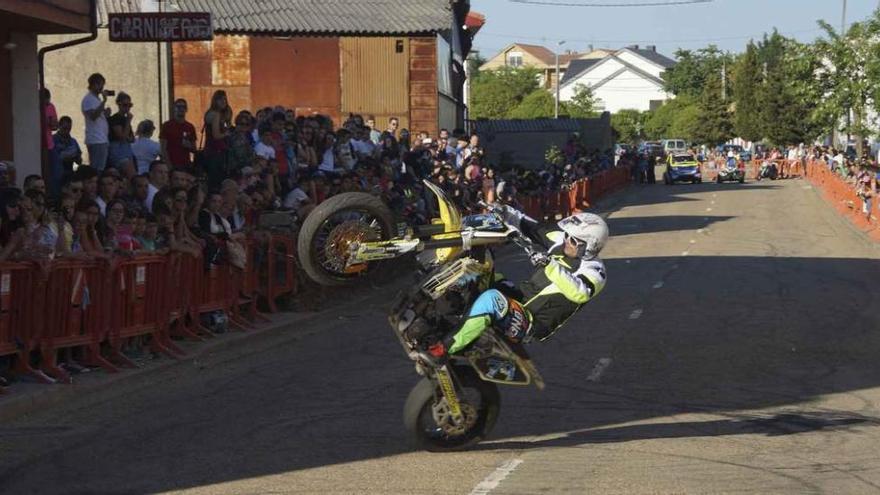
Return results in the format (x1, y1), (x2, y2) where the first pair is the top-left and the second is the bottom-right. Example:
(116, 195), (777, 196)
(233, 239), (270, 325)
(166, 253), (206, 342)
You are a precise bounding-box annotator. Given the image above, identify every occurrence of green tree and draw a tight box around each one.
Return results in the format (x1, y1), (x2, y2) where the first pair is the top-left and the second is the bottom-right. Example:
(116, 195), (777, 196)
(470, 66), (540, 119)
(662, 46), (734, 98)
(693, 72), (733, 145)
(668, 104), (701, 141)
(611, 109), (646, 144)
(564, 84), (598, 118)
(811, 16), (880, 156)
(643, 96), (697, 140)
(508, 89), (556, 119)
(732, 41), (764, 142)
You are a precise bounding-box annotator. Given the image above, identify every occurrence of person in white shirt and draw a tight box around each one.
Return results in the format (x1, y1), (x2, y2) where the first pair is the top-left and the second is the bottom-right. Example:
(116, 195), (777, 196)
(283, 176), (313, 214)
(131, 120), (161, 175)
(254, 125), (276, 161)
(81, 73), (111, 171)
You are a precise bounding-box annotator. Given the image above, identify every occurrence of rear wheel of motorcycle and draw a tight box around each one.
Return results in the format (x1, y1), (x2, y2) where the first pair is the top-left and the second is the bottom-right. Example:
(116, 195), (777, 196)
(404, 367), (500, 452)
(297, 192), (395, 286)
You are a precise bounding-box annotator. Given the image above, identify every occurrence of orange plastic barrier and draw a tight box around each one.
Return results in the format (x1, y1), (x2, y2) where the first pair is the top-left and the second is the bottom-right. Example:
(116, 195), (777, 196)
(39, 259), (116, 382)
(261, 234), (298, 313)
(108, 256), (183, 365)
(0, 262), (43, 390)
(804, 159), (879, 238)
(514, 168), (632, 222)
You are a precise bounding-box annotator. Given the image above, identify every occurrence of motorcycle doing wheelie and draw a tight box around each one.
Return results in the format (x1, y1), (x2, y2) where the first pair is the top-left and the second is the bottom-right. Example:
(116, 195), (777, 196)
(296, 181), (546, 451)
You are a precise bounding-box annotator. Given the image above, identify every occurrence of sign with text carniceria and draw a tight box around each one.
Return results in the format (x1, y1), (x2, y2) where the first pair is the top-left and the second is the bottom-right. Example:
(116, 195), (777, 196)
(108, 12), (213, 42)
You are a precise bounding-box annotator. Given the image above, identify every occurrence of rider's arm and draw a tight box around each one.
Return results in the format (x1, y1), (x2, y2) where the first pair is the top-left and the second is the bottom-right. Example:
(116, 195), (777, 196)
(543, 258), (607, 304)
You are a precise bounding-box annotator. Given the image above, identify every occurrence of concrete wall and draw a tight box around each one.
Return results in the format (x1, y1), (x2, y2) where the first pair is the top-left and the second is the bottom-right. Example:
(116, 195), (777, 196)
(11, 32), (39, 182)
(40, 29), (169, 164)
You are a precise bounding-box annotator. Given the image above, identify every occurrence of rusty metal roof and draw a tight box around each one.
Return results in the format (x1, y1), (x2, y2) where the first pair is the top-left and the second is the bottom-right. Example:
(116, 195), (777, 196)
(98, 0), (454, 35)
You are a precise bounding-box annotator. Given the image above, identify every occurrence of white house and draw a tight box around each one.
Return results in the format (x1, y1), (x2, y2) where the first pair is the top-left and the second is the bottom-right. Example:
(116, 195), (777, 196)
(559, 45), (676, 113)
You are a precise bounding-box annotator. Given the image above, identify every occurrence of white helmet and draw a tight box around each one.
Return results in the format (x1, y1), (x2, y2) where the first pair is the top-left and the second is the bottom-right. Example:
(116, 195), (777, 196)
(558, 212), (608, 259)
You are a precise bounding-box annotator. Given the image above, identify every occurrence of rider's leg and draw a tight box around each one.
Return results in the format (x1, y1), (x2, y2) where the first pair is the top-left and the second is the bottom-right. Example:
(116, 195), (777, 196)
(447, 289), (509, 354)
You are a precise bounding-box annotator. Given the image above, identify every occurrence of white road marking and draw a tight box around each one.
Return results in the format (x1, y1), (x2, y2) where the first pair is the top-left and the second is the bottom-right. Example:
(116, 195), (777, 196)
(653, 281), (664, 289)
(629, 308), (643, 320)
(689, 239), (696, 244)
(713, 194), (717, 198)
(587, 358), (613, 382)
(697, 228), (704, 233)
(711, 201), (715, 205)
(470, 459), (524, 495)
(706, 208), (713, 212)
(681, 251), (689, 256)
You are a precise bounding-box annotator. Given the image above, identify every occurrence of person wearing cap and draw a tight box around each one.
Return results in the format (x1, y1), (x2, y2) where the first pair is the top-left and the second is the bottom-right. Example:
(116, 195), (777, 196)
(132, 119), (161, 175)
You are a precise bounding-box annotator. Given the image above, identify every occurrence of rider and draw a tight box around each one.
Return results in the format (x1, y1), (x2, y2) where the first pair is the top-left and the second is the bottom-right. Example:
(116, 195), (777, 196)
(427, 208), (609, 360)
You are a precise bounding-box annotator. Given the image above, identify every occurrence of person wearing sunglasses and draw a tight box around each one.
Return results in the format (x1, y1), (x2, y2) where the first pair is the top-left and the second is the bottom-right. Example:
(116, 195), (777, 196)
(426, 210), (609, 363)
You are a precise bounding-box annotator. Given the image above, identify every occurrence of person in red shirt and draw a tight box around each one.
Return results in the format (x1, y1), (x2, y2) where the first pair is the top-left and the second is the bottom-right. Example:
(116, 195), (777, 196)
(159, 99), (197, 170)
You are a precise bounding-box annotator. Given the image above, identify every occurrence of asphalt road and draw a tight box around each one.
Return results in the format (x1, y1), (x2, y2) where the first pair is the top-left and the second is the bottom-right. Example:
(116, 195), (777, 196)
(3, 177), (880, 495)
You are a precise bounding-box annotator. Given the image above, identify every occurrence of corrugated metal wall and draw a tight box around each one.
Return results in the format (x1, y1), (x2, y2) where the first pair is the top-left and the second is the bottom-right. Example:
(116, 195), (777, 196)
(250, 37), (341, 124)
(340, 37), (410, 130)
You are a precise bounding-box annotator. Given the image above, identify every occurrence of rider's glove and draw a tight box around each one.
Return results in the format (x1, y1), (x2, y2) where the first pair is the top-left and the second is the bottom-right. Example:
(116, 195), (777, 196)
(529, 251), (551, 267)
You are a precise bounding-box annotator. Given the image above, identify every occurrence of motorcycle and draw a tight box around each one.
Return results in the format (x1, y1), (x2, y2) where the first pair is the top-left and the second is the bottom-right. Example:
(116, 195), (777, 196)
(716, 156), (746, 184)
(296, 181), (546, 451)
(756, 160), (778, 181)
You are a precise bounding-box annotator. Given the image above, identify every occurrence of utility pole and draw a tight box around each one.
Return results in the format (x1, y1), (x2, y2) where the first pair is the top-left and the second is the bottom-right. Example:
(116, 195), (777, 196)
(555, 40), (566, 119)
(842, 0), (847, 34)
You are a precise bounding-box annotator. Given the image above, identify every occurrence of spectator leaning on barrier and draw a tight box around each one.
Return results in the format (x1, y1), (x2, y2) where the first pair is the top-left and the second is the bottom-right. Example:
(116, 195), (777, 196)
(160, 98), (197, 171)
(74, 166), (98, 202)
(132, 120), (161, 175)
(81, 73), (111, 171)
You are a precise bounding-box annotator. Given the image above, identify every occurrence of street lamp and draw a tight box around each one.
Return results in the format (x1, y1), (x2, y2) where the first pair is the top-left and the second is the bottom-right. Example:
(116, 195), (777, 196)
(555, 40), (566, 119)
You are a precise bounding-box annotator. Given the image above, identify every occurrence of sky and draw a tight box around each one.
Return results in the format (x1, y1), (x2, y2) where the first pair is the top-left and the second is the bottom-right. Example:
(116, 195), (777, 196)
(471, 0), (880, 59)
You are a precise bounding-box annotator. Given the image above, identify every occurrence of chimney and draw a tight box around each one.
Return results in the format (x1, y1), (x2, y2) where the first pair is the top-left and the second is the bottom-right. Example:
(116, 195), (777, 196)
(588, 44), (594, 52)
(627, 44), (639, 50)
(646, 45), (657, 52)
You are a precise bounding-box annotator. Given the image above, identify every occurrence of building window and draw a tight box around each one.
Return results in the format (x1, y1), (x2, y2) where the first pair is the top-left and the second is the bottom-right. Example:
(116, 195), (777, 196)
(507, 51), (523, 68)
(649, 99), (665, 111)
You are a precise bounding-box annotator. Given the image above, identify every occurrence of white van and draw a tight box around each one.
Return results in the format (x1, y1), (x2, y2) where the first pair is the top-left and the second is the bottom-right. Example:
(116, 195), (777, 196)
(662, 139), (688, 155)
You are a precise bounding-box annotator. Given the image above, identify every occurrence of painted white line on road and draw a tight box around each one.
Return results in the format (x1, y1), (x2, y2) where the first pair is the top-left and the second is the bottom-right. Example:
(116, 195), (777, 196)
(689, 239), (696, 244)
(587, 358), (613, 382)
(629, 309), (643, 320)
(653, 281), (664, 289)
(706, 208), (713, 212)
(697, 228), (704, 233)
(713, 194), (717, 198)
(711, 201), (715, 205)
(470, 459), (524, 495)
(681, 251), (689, 256)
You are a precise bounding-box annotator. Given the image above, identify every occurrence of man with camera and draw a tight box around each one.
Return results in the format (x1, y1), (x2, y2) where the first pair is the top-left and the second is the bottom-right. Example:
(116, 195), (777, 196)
(81, 73), (113, 171)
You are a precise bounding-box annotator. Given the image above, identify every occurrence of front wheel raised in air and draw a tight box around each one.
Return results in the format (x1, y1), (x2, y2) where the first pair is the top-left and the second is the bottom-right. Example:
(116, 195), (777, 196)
(404, 367), (500, 452)
(296, 192), (395, 286)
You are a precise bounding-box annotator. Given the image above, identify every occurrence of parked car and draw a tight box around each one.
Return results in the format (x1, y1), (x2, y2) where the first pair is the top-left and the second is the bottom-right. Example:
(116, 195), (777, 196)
(640, 141), (665, 160)
(664, 152), (702, 185)
(662, 138), (688, 155)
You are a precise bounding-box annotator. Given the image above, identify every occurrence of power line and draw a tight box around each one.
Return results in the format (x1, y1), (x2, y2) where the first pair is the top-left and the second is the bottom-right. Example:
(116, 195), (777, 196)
(509, 0), (713, 6)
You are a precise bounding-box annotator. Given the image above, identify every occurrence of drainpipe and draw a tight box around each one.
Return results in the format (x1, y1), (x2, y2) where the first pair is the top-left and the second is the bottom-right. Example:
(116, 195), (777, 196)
(38, 0), (98, 93)
(37, 0), (98, 180)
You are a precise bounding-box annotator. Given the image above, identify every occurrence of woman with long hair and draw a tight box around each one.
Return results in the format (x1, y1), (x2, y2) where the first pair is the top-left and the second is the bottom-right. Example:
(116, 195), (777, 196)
(0, 189), (24, 260)
(203, 90), (233, 188)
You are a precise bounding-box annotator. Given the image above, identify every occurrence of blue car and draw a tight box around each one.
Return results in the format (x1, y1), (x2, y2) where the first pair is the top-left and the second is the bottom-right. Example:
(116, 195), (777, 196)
(664, 153), (702, 185)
